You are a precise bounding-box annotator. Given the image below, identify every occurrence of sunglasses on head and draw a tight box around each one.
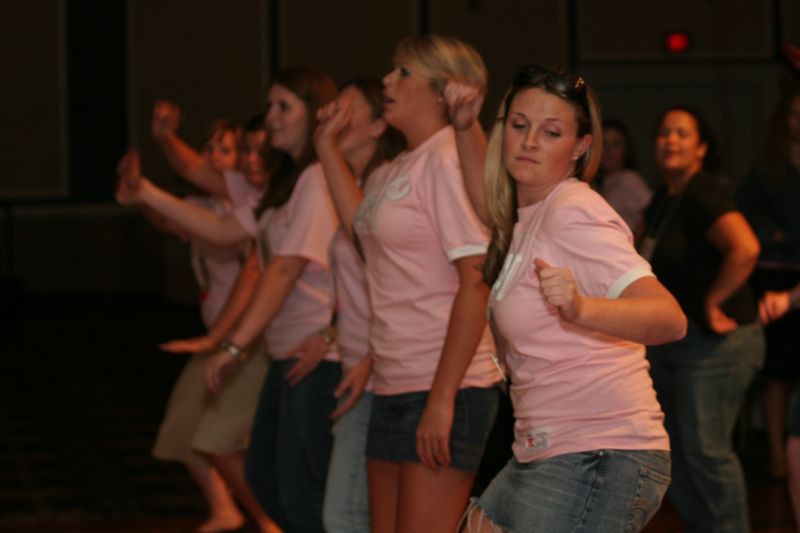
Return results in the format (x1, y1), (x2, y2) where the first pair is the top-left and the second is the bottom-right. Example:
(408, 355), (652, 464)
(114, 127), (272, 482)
(512, 65), (586, 101)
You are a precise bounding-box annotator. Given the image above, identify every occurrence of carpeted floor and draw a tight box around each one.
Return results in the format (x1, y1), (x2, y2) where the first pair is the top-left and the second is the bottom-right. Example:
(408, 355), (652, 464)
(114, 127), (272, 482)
(0, 293), (207, 529)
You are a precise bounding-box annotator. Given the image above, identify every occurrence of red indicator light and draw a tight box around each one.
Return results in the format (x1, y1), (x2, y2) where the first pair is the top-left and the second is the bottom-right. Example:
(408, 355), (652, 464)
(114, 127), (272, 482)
(664, 32), (691, 54)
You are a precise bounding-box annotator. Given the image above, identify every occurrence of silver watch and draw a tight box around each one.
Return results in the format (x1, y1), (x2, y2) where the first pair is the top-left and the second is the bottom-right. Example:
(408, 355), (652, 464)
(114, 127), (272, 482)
(219, 340), (245, 358)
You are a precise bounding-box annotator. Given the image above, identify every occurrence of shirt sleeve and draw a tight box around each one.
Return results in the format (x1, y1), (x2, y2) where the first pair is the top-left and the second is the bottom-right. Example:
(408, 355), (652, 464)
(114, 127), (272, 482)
(687, 173), (737, 233)
(223, 169), (262, 208)
(545, 189), (654, 299)
(271, 165), (339, 268)
(423, 147), (489, 262)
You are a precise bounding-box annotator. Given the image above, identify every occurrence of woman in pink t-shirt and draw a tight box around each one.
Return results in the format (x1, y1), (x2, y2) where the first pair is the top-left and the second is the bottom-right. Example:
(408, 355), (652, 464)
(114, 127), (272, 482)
(121, 115), (277, 532)
(118, 66), (342, 533)
(447, 66), (686, 532)
(313, 78), (405, 533)
(311, 35), (504, 533)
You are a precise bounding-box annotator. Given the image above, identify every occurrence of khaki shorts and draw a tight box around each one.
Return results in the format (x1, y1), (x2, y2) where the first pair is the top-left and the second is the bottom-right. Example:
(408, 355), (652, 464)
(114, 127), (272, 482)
(152, 345), (269, 465)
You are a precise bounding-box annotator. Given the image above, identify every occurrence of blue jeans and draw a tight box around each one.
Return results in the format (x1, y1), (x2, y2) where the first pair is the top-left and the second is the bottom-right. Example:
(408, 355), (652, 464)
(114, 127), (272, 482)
(647, 322), (764, 533)
(474, 449), (671, 532)
(245, 359), (341, 533)
(322, 391), (372, 533)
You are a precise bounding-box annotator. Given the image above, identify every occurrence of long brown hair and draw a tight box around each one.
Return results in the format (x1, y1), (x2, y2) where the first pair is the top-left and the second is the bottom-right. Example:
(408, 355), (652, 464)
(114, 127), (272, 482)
(255, 65), (337, 216)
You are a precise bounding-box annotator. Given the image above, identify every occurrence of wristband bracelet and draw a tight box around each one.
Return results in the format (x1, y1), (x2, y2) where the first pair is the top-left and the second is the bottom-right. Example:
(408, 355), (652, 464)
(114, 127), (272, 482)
(219, 340), (245, 358)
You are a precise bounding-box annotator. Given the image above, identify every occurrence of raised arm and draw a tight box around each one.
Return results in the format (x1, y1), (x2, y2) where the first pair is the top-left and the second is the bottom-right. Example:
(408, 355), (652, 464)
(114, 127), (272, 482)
(445, 82), (490, 225)
(704, 211), (761, 333)
(534, 258), (687, 345)
(152, 100), (228, 197)
(116, 151), (250, 246)
(416, 254), (490, 469)
(314, 99), (364, 241)
(137, 179), (250, 246)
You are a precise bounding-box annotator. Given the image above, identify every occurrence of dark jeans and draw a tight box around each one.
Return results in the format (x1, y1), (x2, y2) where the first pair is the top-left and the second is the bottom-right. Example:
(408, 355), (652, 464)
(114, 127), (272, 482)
(245, 359), (341, 533)
(647, 322), (764, 533)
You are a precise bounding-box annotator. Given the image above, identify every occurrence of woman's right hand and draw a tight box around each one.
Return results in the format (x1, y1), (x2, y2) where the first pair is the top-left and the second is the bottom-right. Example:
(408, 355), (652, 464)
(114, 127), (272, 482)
(204, 349), (240, 394)
(160, 335), (217, 354)
(330, 354), (372, 420)
(759, 290), (791, 325)
(444, 81), (484, 132)
(151, 100), (181, 142)
(314, 98), (352, 151)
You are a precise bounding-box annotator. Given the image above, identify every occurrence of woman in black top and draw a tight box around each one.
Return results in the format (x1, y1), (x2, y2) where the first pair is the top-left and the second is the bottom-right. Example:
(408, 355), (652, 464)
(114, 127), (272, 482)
(642, 106), (764, 533)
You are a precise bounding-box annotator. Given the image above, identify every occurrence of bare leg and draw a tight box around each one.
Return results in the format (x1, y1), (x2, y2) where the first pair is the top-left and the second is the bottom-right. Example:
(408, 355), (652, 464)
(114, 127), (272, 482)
(396, 462), (474, 533)
(185, 461), (245, 532)
(368, 459), (400, 533)
(764, 379), (791, 478)
(208, 451), (283, 533)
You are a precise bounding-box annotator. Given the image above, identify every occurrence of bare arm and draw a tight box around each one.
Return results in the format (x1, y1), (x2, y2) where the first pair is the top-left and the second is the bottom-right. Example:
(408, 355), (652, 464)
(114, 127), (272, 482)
(135, 179), (251, 246)
(445, 82), (490, 225)
(704, 211), (761, 333)
(205, 255), (309, 392)
(116, 150), (249, 246)
(160, 249), (261, 354)
(206, 249), (261, 344)
(158, 133), (228, 197)
(139, 204), (189, 240)
(416, 254), (490, 469)
(152, 100), (228, 197)
(314, 100), (364, 241)
(536, 256), (687, 345)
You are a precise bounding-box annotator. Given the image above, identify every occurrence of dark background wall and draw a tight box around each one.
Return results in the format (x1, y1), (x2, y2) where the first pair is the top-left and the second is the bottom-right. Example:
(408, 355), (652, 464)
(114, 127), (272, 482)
(1, 0), (799, 295)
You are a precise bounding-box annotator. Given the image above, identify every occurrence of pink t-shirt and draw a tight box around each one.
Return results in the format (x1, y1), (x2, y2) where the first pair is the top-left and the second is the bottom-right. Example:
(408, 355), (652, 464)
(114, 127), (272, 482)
(224, 169), (262, 234)
(489, 178), (669, 463)
(253, 163), (340, 362)
(186, 195), (249, 327)
(331, 229), (370, 373)
(354, 126), (500, 395)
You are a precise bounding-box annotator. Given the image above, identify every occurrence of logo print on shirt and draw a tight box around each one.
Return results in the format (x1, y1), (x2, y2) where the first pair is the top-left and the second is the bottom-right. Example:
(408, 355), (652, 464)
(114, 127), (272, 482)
(522, 427), (551, 453)
(384, 175), (410, 201)
(490, 253), (523, 302)
(353, 192), (378, 234)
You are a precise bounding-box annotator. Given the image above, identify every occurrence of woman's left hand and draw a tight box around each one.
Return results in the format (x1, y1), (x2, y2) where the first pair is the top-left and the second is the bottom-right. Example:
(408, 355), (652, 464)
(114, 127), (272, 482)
(284, 331), (330, 386)
(534, 258), (582, 322)
(416, 397), (454, 469)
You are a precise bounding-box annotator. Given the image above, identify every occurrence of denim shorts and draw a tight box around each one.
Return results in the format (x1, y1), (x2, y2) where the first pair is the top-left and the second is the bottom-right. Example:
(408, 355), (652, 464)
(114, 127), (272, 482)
(472, 449), (671, 533)
(366, 385), (501, 473)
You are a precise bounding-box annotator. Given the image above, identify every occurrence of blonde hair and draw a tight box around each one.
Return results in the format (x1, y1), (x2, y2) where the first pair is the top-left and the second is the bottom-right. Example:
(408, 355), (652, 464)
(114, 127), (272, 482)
(393, 34), (488, 97)
(483, 66), (603, 284)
